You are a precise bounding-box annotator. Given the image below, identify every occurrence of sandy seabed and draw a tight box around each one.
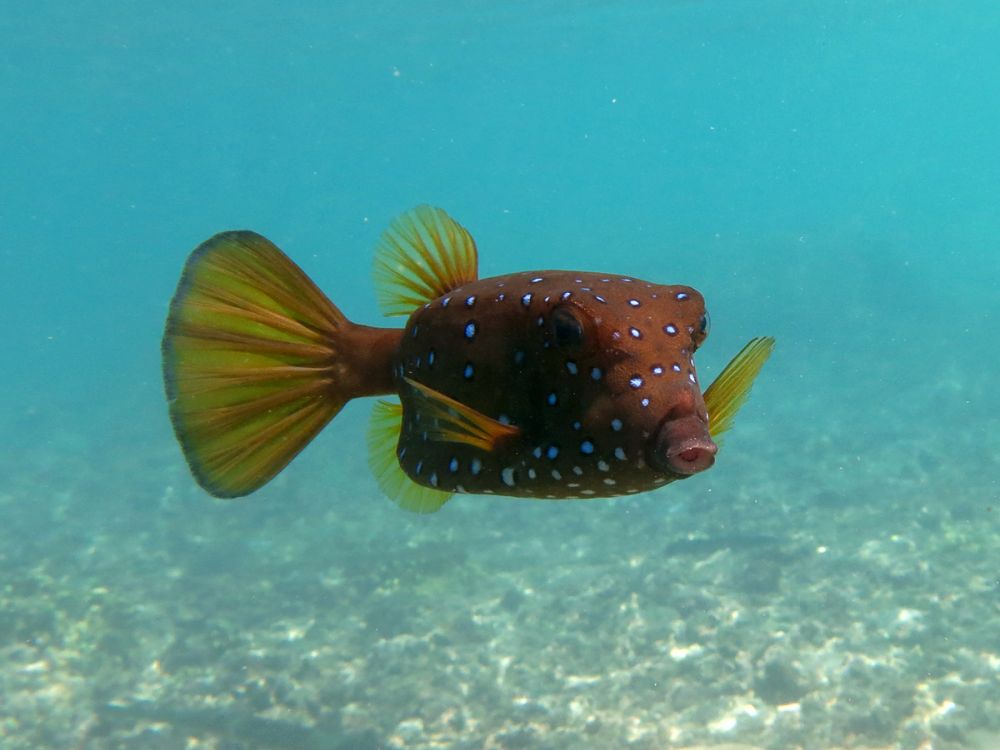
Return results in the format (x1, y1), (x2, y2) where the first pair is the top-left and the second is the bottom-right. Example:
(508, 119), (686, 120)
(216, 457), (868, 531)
(1, 398), (998, 750)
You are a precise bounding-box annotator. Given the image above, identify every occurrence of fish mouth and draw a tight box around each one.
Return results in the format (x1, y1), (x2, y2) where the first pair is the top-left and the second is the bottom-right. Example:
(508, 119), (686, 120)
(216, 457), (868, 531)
(650, 414), (718, 477)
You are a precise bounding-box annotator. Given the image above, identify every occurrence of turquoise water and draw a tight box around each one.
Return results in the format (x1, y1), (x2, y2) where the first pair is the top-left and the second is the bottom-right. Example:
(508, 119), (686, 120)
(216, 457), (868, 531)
(3, 2), (999, 748)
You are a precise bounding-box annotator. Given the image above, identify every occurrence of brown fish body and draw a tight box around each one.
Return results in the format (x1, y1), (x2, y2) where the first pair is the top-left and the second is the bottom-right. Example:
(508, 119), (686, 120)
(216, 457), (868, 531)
(394, 270), (714, 498)
(161, 205), (772, 512)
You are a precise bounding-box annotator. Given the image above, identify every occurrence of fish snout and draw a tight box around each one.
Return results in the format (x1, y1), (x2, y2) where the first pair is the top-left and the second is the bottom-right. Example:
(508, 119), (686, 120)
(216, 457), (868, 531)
(651, 414), (717, 477)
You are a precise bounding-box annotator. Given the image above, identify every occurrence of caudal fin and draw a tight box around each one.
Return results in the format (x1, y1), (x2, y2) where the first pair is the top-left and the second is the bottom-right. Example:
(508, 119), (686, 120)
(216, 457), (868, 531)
(162, 231), (347, 497)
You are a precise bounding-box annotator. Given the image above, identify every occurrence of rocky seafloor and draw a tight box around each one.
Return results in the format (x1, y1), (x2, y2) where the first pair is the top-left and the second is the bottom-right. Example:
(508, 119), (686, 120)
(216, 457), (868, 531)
(1, 396), (999, 750)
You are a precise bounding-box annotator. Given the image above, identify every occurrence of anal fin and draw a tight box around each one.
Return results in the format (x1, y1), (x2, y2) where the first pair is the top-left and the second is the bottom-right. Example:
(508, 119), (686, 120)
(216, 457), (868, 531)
(368, 400), (453, 513)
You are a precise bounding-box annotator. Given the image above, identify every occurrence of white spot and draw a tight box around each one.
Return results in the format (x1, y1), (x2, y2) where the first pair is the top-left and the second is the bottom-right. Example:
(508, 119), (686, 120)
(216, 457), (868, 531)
(551, 469), (562, 480)
(470, 458), (482, 475)
(502, 467), (516, 486)
(429, 472), (439, 487)
(629, 327), (642, 339)
(580, 440), (595, 454)
(651, 365), (663, 375)
(497, 292), (506, 301)
(464, 321), (477, 339)
(533, 446), (543, 458)
(611, 418), (623, 431)
(688, 372), (697, 384)
(603, 478), (617, 486)
(521, 293), (533, 306)
(498, 414), (511, 425)
(591, 367), (603, 381)
(614, 447), (627, 461)
(641, 397), (650, 407)
(449, 457), (459, 472)
(567, 482), (580, 488)
(676, 292), (689, 300)
(547, 445), (559, 459)
(561, 291), (572, 300)
(664, 324), (677, 335)
(441, 297), (451, 307)
(572, 465), (583, 475)
(531, 276), (544, 283)
(594, 295), (607, 304)
(628, 298), (640, 307)
(672, 363), (682, 372)
(455, 484), (466, 493)
(629, 375), (644, 389)
(528, 468), (537, 479)
(581, 489), (596, 495)
(465, 295), (476, 307)
(428, 350), (436, 366)
(566, 361), (578, 375)
(598, 460), (610, 472)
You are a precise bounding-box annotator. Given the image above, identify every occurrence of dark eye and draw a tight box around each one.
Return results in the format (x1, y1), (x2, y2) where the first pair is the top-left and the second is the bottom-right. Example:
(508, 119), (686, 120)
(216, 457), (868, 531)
(699, 312), (711, 336)
(551, 306), (585, 348)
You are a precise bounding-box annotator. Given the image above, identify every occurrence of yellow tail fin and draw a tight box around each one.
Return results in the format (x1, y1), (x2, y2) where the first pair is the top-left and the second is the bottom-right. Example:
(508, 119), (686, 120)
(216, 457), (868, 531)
(162, 231), (346, 497)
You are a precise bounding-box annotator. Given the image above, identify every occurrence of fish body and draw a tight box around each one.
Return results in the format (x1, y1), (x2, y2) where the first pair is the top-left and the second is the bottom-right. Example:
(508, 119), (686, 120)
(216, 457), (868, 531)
(395, 271), (713, 498)
(162, 206), (773, 512)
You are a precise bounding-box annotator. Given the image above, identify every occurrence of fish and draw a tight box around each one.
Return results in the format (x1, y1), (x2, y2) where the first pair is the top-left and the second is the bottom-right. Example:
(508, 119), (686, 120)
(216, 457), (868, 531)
(162, 206), (774, 513)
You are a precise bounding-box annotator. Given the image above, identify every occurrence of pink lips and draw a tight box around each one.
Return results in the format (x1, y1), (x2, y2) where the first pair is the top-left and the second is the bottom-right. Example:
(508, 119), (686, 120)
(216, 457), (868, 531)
(652, 414), (717, 477)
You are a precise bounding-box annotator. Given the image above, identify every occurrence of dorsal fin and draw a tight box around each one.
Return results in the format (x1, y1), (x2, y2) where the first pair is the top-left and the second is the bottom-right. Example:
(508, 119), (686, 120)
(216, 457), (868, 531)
(372, 205), (478, 316)
(704, 336), (775, 443)
(367, 399), (453, 513)
(403, 377), (520, 451)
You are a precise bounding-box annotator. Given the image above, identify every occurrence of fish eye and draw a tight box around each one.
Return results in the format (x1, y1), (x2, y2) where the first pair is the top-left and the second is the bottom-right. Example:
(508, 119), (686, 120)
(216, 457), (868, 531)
(692, 311), (710, 350)
(551, 306), (585, 348)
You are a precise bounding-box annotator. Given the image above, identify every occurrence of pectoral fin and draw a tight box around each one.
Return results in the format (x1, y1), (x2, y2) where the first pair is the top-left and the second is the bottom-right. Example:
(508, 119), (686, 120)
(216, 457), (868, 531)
(402, 377), (520, 451)
(704, 337), (775, 442)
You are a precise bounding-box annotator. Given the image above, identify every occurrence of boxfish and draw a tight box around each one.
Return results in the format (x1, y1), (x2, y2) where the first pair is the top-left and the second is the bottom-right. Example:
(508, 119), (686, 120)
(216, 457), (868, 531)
(162, 206), (773, 512)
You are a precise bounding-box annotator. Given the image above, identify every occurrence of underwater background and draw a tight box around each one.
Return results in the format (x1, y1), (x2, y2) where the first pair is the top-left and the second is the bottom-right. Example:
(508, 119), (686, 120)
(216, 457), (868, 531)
(2, 1), (999, 748)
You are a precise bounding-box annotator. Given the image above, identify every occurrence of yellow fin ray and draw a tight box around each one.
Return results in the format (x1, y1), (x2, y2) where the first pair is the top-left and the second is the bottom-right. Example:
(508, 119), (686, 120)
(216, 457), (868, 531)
(367, 400), (453, 513)
(373, 205), (479, 316)
(163, 231), (345, 498)
(403, 377), (520, 451)
(704, 336), (775, 442)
